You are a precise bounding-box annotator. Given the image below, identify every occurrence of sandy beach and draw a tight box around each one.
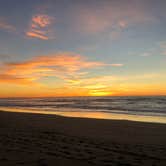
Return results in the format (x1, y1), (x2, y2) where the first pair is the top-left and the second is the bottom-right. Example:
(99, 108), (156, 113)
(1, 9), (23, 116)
(0, 110), (166, 166)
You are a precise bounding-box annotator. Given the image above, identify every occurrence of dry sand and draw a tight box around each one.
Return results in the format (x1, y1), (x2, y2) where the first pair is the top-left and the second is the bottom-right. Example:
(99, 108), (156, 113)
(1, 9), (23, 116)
(0, 110), (166, 166)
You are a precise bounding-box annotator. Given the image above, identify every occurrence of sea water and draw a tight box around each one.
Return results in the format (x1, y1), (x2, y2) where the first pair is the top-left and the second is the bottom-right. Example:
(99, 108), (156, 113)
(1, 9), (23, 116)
(0, 96), (166, 123)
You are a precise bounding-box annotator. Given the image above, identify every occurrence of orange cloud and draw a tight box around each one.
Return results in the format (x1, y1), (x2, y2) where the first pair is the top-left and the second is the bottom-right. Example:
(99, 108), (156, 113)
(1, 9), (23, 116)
(110, 64), (124, 67)
(26, 14), (53, 40)
(0, 74), (37, 85)
(64, 72), (166, 96)
(32, 14), (52, 27)
(65, 75), (118, 96)
(0, 51), (124, 96)
(26, 31), (48, 40)
(0, 53), (107, 85)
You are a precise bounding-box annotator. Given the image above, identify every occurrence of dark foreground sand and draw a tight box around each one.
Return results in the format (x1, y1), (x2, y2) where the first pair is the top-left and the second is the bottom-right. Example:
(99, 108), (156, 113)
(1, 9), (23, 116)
(0, 111), (166, 166)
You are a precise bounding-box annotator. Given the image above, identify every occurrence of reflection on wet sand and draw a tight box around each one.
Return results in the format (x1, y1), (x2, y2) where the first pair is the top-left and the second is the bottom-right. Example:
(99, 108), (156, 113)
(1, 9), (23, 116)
(0, 107), (166, 124)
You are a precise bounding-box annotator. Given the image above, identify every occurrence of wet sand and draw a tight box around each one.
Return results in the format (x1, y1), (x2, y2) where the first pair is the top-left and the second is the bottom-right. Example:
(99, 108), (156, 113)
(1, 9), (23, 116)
(0, 110), (166, 165)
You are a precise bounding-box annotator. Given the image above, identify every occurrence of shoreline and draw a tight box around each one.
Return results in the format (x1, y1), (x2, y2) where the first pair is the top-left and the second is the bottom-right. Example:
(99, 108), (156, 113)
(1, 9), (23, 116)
(0, 110), (166, 165)
(0, 106), (166, 124)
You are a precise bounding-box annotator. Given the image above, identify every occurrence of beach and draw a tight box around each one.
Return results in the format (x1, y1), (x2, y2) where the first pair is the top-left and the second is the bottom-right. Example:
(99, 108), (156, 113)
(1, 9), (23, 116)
(1, 0), (166, 165)
(0, 111), (166, 165)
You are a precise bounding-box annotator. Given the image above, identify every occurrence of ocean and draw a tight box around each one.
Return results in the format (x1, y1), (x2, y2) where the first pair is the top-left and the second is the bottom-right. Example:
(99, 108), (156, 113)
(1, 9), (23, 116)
(0, 96), (166, 123)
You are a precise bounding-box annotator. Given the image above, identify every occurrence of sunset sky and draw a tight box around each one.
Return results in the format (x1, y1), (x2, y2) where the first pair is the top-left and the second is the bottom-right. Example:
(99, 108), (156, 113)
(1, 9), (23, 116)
(0, 0), (166, 97)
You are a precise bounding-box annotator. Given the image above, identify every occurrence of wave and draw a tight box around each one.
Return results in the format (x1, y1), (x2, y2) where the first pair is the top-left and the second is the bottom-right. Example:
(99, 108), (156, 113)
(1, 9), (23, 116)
(0, 96), (166, 117)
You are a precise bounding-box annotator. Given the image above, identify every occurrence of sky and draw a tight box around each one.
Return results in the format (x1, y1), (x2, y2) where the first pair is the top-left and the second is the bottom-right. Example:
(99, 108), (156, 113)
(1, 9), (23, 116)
(0, 0), (166, 97)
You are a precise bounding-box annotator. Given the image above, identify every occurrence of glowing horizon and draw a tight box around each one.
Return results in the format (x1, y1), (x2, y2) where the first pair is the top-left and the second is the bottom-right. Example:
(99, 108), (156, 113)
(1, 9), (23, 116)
(0, 0), (166, 97)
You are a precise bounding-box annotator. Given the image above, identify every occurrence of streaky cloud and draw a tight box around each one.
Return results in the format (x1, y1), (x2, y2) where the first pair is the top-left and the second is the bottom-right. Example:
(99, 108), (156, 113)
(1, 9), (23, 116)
(26, 14), (54, 40)
(0, 52), (107, 85)
(0, 17), (15, 32)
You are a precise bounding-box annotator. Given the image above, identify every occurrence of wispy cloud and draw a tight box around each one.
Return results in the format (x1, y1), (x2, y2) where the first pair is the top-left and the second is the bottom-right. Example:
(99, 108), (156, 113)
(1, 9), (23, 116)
(159, 41), (166, 55)
(0, 17), (15, 32)
(26, 14), (54, 40)
(72, 1), (154, 35)
(64, 72), (165, 96)
(65, 75), (120, 96)
(32, 14), (51, 27)
(0, 74), (37, 85)
(139, 52), (153, 57)
(135, 41), (166, 57)
(0, 52), (107, 85)
(110, 63), (124, 67)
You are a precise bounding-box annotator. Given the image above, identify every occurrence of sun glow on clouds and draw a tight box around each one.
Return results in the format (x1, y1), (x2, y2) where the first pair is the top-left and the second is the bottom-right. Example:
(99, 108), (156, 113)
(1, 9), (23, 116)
(0, 53), (165, 96)
(26, 14), (54, 40)
(1, 1), (165, 97)
(0, 52), (126, 96)
(0, 53), (107, 85)
(89, 90), (113, 96)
